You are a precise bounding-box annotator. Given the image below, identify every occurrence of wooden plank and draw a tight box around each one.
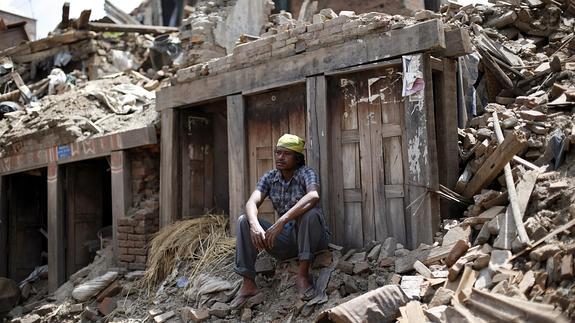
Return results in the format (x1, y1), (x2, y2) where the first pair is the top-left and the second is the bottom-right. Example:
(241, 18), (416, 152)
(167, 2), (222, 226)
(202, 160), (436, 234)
(405, 301), (427, 323)
(381, 65), (407, 245)
(159, 109), (180, 228)
(306, 77), (320, 172)
(157, 19), (446, 110)
(110, 150), (131, 265)
(368, 77), (389, 241)
(316, 76), (330, 231)
(61, 2), (70, 29)
(358, 99), (376, 244)
(463, 131), (527, 198)
(0, 176), (7, 277)
(227, 95), (248, 234)
(435, 58), (460, 218)
(329, 78), (346, 245)
(403, 54), (435, 248)
(423, 54), (441, 246)
(86, 22), (178, 34)
(395, 243), (457, 273)
(47, 163), (65, 292)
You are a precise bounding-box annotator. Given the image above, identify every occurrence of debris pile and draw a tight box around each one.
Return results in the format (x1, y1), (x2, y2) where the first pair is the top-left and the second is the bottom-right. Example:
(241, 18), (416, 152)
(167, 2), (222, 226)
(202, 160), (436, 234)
(176, 10), (417, 83)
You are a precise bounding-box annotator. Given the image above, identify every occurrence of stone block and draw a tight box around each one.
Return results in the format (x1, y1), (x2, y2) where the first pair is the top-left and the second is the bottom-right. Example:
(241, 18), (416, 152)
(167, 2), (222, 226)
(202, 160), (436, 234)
(181, 307), (209, 322)
(208, 302), (230, 318)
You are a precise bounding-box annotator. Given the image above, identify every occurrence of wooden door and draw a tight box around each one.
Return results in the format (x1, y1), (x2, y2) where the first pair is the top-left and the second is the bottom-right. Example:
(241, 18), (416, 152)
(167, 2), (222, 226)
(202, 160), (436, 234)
(181, 111), (214, 217)
(246, 85), (306, 223)
(66, 162), (104, 277)
(329, 66), (407, 247)
(8, 172), (46, 282)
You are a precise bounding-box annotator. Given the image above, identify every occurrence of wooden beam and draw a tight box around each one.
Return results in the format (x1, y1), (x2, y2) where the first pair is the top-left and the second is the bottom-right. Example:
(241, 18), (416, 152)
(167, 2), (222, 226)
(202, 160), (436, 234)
(110, 150), (131, 265)
(0, 126), (157, 175)
(316, 76), (331, 236)
(86, 22), (178, 35)
(435, 28), (473, 58)
(75, 9), (92, 29)
(403, 53), (438, 248)
(0, 176), (7, 277)
(0, 30), (94, 59)
(395, 242), (457, 273)
(306, 77), (320, 172)
(463, 131), (527, 198)
(61, 2), (70, 29)
(159, 109), (180, 228)
(47, 163), (65, 292)
(227, 94), (248, 235)
(435, 58), (460, 218)
(157, 19), (446, 110)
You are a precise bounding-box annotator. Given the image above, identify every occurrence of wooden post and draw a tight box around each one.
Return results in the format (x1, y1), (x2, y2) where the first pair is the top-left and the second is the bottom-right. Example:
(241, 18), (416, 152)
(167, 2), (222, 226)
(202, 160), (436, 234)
(47, 163), (65, 292)
(0, 176), (7, 277)
(227, 94), (248, 235)
(403, 53), (439, 249)
(159, 108), (180, 228)
(110, 150), (132, 264)
(305, 76), (331, 234)
(435, 58), (460, 217)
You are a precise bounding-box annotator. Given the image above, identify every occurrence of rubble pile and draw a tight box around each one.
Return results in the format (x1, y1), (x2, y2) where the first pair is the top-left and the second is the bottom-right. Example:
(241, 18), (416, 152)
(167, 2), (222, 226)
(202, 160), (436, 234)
(178, 0), (275, 68)
(176, 9), (417, 83)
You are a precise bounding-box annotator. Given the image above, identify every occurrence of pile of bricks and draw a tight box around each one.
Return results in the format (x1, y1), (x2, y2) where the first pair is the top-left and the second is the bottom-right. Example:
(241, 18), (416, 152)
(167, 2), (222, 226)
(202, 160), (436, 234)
(175, 10), (416, 83)
(117, 202), (159, 270)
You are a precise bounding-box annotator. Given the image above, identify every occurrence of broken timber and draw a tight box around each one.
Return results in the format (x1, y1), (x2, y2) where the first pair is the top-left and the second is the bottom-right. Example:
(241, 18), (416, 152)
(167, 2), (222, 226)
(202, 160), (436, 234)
(395, 243), (458, 273)
(491, 111), (530, 245)
(463, 131), (527, 198)
(86, 22), (178, 35)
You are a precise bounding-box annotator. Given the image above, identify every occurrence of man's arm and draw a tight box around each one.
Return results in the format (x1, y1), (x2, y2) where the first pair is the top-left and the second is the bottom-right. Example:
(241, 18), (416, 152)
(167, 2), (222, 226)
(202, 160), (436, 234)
(264, 186), (319, 249)
(245, 190), (267, 251)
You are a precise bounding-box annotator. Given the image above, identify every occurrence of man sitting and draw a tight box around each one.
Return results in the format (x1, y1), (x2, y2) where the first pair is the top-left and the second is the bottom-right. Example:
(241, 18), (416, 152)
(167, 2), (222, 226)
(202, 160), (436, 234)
(230, 134), (330, 309)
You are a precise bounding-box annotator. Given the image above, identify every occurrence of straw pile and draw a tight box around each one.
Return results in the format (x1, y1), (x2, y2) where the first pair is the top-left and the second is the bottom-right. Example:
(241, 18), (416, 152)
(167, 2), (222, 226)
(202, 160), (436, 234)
(141, 215), (235, 290)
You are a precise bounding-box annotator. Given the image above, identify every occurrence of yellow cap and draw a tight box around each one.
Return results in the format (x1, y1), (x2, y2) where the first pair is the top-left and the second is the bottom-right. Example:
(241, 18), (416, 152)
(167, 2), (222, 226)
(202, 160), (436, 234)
(276, 134), (305, 154)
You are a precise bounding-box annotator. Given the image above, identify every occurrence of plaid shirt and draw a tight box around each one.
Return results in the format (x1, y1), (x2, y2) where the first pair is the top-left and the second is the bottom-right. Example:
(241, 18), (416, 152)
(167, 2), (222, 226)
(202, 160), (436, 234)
(256, 166), (320, 216)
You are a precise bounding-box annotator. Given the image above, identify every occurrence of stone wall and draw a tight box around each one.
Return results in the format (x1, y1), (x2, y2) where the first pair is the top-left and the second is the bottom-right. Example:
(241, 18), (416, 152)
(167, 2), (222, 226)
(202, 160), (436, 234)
(116, 145), (160, 270)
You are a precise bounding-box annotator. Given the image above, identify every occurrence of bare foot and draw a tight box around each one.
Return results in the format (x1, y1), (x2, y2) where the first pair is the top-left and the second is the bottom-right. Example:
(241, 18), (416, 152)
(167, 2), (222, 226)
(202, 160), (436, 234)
(230, 278), (258, 309)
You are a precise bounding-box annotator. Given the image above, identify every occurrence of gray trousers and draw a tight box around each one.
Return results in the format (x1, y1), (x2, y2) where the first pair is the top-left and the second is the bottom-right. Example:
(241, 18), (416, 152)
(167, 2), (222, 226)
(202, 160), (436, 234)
(234, 208), (330, 279)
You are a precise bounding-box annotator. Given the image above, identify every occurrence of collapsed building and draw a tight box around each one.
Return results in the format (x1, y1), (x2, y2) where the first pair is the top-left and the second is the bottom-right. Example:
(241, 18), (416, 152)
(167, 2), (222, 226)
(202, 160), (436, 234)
(0, 0), (574, 322)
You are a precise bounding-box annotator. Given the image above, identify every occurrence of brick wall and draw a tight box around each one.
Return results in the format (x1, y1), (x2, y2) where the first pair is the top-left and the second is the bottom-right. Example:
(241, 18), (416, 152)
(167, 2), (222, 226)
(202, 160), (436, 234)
(175, 11), (417, 83)
(117, 145), (160, 270)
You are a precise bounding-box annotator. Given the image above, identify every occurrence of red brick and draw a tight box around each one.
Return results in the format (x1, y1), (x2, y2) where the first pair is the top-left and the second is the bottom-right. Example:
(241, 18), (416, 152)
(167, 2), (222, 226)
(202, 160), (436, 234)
(129, 248), (147, 256)
(118, 240), (134, 248)
(119, 254), (135, 262)
(128, 263), (146, 270)
(134, 226), (146, 234)
(117, 218), (135, 226)
(118, 261), (129, 268)
(98, 297), (117, 316)
(128, 234), (146, 241)
(118, 247), (128, 255)
(133, 240), (147, 248)
(96, 280), (122, 302)
(134, 255), (147, 264)
(117, 232), (128, 240)
(118, 226), (134, 233)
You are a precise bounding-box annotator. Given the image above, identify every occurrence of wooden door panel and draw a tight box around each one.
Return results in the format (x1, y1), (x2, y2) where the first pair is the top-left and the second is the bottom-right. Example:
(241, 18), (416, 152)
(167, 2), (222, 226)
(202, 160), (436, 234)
(8, 173), (46, 282)
(246, 85), (306, 223)
(181, 113), (213, 217)
(331, 65), (407, 246)
(67, 162), (104, 276)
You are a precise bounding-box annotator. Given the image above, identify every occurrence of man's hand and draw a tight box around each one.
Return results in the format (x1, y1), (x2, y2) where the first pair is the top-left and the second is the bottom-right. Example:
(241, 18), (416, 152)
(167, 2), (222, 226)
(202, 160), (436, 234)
(265, 218), (286, 250)
(249, 222), (267, 252)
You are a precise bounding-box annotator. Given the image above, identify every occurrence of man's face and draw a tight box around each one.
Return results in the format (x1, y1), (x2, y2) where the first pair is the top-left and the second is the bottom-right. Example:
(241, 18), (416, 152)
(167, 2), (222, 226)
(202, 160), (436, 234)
(275, 147), (297, 170)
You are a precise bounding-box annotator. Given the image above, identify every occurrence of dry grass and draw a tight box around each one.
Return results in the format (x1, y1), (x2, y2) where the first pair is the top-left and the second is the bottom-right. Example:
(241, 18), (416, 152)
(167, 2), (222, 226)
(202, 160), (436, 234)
(141, 215), (235, 292)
